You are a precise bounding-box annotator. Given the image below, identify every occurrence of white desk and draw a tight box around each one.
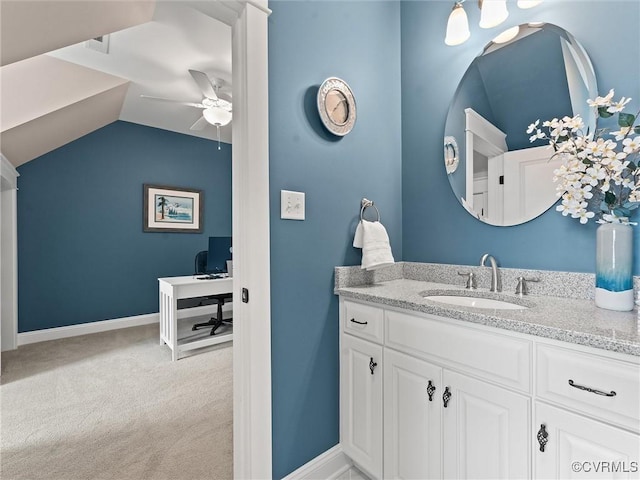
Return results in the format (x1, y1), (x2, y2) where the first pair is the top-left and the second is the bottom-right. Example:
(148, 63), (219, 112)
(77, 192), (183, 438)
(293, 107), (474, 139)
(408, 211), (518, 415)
(159, 275), (233, 361)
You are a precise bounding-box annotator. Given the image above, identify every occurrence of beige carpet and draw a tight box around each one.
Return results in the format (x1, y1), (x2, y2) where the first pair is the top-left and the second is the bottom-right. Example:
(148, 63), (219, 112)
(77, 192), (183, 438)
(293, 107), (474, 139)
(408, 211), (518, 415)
(0, 321), (233, 480)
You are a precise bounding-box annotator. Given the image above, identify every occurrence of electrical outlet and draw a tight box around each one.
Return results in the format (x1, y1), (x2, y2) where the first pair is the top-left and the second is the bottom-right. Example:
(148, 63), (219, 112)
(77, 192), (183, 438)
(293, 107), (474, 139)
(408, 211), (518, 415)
(281, 190), (305, 220)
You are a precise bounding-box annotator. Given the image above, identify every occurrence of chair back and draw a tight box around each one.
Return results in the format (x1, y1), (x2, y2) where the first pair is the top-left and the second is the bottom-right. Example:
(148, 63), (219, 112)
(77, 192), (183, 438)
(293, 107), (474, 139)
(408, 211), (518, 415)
(194, 250), (208, 274)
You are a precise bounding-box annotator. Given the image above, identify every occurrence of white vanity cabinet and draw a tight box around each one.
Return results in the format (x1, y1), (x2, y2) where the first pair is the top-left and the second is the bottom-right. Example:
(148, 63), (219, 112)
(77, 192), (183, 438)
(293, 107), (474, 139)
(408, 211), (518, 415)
(339, 297), (640, 480)
(384, 348), (442, 479)
(442, 370), (530, 479)
(340, 299), (531, 479)
(534, 344), (640, 480)
(340, 302), (384, 479)
(535, 402), (640, 479)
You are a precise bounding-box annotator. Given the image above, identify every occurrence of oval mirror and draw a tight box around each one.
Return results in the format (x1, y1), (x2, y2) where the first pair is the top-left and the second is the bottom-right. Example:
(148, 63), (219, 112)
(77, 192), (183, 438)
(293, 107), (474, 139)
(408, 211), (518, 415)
(444, 23), (597, 226)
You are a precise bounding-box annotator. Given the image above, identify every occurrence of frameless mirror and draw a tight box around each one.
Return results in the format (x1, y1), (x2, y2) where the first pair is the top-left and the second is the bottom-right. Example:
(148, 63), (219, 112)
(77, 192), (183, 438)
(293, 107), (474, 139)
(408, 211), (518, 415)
(444, 23), (597, 226)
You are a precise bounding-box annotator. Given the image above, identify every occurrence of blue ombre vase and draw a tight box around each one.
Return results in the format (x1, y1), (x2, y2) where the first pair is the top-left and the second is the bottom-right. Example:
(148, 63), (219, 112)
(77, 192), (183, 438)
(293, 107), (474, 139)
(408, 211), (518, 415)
(595, 223), (634, 311)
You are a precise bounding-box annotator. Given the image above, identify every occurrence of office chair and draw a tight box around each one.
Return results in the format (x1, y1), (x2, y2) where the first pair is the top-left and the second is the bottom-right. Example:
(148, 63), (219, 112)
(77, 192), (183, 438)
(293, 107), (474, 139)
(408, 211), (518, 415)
(192, 250), (233, 336)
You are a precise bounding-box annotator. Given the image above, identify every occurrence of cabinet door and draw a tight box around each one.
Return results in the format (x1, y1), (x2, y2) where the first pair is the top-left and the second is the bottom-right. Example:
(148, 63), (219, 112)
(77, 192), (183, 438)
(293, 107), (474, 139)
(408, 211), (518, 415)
(535, 402), (640, 479)
(384, 348), (443, 480)
(443, 370), (530, 479)
(340, 333), (383, 479)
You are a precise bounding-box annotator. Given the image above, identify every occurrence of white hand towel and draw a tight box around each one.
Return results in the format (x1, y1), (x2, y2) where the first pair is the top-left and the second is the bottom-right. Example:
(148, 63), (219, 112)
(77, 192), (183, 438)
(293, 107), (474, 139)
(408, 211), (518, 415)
(353, 220), (395, 270)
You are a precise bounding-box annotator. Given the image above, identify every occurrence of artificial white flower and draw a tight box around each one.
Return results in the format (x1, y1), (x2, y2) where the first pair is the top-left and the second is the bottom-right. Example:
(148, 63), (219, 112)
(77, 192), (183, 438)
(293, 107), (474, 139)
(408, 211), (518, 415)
(607, 96), (632, 113)
(529, 89), (639, 225)
(611, 126), (632, 140)
(587, 88), (615, 107)
(622, 136), (640, 154)
(576, 210), (595, 224)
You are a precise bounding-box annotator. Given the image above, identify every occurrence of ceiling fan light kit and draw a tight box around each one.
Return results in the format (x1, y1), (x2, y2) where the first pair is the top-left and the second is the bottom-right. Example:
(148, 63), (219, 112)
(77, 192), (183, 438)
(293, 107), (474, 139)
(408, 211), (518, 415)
(203, 107), (232, 127)
(141, 69), (233, 143)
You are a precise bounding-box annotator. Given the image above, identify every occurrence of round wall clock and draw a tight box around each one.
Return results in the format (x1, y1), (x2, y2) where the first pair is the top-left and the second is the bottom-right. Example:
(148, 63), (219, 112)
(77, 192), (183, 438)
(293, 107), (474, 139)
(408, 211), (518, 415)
(317, 77), (356, 136)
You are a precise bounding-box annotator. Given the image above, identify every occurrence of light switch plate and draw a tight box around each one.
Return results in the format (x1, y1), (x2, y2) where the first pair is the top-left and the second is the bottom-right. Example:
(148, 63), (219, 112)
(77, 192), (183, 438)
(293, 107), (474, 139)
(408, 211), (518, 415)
(281, 190), (305, 220)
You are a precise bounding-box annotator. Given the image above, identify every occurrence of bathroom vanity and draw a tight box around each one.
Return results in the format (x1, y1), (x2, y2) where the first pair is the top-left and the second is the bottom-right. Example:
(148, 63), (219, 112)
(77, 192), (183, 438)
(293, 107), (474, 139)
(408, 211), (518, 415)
(336, 263), (640, 479)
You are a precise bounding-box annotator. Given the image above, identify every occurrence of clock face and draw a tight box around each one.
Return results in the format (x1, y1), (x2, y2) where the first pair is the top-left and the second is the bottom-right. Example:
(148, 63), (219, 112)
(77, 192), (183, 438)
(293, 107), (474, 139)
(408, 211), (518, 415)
(317, 77), (356, 136)
(325, 89), (349, 125)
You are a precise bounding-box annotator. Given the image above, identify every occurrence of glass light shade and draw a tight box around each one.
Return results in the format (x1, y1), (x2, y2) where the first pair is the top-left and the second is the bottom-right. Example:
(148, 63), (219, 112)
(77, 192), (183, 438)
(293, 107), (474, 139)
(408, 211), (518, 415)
(445, 3), (470, 46)
(492, 26), (520, 44)
(203, 107), (232, 126)
(479, 0), (509, 29)
(517, 0), (542, 8)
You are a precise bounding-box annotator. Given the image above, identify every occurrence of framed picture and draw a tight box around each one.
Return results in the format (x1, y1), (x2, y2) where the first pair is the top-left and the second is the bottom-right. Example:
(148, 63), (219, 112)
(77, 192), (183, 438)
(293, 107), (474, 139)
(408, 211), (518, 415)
(143, 184), (203, 233)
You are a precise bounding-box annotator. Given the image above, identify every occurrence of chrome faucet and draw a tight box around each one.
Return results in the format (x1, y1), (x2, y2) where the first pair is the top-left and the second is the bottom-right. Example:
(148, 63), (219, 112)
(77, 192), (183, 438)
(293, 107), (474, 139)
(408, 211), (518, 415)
(480, 253), (500, 292)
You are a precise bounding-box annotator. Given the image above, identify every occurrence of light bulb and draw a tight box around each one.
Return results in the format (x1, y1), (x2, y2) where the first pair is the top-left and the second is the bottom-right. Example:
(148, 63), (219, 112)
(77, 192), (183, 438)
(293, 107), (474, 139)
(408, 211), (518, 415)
(517, 0), (542, 8)
(203, 107), (232, 126)
(445, 3), (471, 46)
(479, 0), (509, 29)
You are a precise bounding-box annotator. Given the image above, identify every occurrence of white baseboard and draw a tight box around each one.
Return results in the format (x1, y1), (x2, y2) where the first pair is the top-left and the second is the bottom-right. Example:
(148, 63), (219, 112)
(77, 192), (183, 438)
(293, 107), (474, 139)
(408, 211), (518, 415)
(282, 445), (352, 480)
(17, 304), (230, 347)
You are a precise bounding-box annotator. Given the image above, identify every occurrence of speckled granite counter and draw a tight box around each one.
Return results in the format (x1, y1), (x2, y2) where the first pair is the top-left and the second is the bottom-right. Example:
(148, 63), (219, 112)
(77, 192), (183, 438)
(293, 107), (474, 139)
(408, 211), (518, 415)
(335, 263), (640, 357)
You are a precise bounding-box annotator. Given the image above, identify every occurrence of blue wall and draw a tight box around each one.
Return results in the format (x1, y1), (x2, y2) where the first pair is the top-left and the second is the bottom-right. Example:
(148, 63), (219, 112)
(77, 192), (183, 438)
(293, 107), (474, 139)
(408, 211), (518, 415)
(402, 1), (640, 274)
(268, 1), (402, 477)
(17, 121), (231, 332)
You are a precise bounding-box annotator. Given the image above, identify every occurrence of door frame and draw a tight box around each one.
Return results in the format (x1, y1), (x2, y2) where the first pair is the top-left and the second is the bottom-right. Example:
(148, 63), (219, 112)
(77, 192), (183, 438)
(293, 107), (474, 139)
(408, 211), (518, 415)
(210, 1), (273, 478)
(0, 154), (19, 360)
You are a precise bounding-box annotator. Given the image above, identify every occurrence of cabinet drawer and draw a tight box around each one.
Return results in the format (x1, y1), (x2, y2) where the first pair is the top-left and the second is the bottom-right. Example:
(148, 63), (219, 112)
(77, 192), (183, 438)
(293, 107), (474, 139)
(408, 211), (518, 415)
(343, 300), (384, 344)
(386, 310), (531, 392)
(536, 344), (640, 432)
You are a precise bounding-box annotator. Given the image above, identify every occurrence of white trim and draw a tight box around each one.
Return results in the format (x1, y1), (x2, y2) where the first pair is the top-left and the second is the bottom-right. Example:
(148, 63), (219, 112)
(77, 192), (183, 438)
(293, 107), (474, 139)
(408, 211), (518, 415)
(282, 445), (353, 480)
(16, 304), (227, 346)
(231, 2), (272, 479)
(1, 154), (19, 360)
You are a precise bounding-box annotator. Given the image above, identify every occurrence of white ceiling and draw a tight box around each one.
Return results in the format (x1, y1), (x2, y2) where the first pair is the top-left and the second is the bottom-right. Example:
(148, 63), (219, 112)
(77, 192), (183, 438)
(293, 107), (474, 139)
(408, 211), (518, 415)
(0, 1), (232, 167)
(49, 1), (233, 143)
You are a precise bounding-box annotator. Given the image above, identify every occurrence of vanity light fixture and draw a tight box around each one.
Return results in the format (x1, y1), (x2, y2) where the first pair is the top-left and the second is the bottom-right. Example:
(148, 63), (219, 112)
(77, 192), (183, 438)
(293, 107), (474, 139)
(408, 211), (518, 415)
(445, 0), (543, 46)
(445, 2), (471, 46)
(479, 0), (509, 29)
(517, 0), (542, 8)
(492, 25), (520, 43)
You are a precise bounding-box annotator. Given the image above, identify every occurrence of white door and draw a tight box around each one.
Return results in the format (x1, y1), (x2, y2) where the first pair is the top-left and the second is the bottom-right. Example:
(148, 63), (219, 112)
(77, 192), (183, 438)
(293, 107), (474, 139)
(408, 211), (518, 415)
(384, 348), (443, 480)
(340, 334), (383, 479)
(443, 370), (530, 479)
(535, 402), (640, 480)
(503, 145), (558, 225)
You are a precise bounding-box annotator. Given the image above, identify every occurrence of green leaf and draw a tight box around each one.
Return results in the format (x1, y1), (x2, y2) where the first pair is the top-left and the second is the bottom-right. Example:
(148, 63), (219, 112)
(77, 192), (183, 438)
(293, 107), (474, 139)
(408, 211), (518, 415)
(614, 208), (631, 217)
(598, 107), (613, 118)
(627, 161), (637, 171)
(618, 113), (636, 127)
(634, 126), (640, 134)
(605, 191), (616, 205)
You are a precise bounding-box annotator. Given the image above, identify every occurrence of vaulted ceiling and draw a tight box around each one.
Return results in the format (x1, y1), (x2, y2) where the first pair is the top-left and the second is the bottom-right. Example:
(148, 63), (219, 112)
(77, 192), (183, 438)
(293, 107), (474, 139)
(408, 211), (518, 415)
(0, 1), (232, 168)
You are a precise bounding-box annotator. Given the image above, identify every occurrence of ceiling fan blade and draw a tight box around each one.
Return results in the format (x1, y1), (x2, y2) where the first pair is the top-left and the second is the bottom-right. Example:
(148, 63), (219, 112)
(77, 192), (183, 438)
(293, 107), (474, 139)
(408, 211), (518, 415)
(189, 69), (219, 101)
(190, 116), (209, 131)
(140, 95), (204, 108)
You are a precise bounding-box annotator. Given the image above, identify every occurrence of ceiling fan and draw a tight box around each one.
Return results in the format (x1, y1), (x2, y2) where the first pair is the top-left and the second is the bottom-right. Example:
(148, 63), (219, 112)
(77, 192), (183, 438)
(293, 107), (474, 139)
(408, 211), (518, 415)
(141, 69), (232, 146)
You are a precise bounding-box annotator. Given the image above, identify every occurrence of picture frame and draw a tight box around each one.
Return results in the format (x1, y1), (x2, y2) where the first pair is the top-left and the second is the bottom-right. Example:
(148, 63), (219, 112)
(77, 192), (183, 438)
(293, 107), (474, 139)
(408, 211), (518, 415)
(143, 184), (203, 233)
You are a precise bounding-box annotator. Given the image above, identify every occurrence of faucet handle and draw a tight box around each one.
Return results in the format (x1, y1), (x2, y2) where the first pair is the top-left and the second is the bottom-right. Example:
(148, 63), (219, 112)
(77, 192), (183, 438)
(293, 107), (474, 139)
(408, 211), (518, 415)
(515, 276), (540, 295)
(458, 272), (477, 290)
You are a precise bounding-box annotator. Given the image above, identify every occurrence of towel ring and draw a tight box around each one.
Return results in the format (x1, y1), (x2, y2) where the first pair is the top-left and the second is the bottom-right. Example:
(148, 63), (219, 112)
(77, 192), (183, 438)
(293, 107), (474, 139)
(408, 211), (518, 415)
(360, 198), (380, 222)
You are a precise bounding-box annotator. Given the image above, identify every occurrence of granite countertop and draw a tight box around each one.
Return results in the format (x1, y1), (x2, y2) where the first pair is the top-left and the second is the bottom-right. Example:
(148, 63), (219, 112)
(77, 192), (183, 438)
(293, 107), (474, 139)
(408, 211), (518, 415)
(336, 278), (640, 357)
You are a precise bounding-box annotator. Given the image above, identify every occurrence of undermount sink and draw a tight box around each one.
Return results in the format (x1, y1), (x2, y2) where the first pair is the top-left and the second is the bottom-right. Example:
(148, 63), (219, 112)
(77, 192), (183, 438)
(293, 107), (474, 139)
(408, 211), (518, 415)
(423, 294), (528, 310)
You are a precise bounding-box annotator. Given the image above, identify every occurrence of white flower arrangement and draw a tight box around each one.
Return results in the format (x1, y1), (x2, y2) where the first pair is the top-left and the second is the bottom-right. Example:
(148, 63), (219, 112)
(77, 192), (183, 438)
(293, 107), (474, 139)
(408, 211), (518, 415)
(527, 89), (640, 224)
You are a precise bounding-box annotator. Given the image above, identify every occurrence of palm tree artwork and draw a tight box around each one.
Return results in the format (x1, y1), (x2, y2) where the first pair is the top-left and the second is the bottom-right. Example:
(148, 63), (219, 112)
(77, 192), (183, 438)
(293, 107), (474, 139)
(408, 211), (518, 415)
(157, 196), (167, 220)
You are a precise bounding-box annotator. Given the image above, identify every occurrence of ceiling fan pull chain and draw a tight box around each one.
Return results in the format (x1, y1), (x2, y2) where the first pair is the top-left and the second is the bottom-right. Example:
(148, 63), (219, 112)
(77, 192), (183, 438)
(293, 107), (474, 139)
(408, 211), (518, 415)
(217, 125), (221, 150)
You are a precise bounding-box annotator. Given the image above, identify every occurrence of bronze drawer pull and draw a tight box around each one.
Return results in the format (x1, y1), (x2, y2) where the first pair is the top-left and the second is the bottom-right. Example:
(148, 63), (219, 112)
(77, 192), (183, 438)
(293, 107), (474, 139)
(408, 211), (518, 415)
(350, 318), (368, 325)
(568, 379), (616, 397)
